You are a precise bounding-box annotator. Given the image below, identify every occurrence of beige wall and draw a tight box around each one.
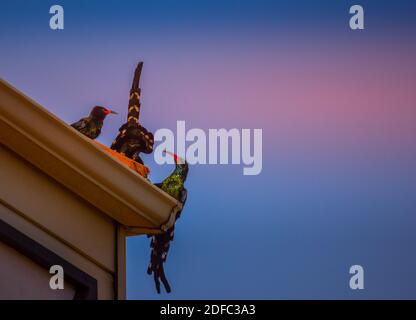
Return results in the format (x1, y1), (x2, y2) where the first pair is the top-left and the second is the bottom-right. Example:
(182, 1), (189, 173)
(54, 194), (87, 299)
(0, 145), (124, 299)
(0, 241), (76, 300)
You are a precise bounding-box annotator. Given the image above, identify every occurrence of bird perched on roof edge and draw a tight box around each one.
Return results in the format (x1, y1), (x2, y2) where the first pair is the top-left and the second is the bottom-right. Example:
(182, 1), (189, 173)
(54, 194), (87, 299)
(71, 106), (117, 139)
(147, 150), (189, 294)
(110, 62), (154, 164)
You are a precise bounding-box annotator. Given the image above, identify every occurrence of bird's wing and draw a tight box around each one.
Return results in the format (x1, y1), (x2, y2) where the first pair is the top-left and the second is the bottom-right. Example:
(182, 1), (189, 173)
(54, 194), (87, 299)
(175, 188), (187, 220)
(180, 188), (187, 206)
(153, 183), (187, 206)
(71, 117), (89, 131)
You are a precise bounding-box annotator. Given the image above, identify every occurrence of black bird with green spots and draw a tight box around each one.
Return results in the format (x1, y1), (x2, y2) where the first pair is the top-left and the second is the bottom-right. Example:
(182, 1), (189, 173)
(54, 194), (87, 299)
(147, 150), (189, 294)
(71, 106), (117, 139)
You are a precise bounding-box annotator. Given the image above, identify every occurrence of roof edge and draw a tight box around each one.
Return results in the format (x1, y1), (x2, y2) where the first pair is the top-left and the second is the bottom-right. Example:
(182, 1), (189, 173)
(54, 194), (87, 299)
(0, 78), (180, 235)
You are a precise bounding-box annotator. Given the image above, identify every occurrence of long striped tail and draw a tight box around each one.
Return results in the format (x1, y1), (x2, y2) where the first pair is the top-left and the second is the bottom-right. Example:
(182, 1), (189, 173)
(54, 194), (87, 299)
(147, 226), (175, 294)
(127, 62), (142, 126)
(110, 62), (154, 159)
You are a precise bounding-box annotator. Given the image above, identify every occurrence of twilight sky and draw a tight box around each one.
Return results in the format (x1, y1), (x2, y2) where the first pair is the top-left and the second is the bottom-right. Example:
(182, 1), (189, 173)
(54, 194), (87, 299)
(1, 0), (416, 299)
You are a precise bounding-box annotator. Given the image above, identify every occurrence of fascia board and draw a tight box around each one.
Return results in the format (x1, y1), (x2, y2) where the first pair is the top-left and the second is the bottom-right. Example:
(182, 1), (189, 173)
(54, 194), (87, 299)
(0, 79), (180, 235)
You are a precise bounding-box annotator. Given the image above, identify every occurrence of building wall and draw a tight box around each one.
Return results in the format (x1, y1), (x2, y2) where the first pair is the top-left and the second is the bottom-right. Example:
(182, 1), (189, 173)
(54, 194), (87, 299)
(0, 241), (76, 300)
(0, 145), (119, 299)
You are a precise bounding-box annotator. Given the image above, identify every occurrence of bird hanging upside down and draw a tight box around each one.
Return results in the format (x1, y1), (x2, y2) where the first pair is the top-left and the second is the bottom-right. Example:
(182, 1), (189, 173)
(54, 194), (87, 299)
(148, 150), (189, 294)
(71, 106), (117, 139)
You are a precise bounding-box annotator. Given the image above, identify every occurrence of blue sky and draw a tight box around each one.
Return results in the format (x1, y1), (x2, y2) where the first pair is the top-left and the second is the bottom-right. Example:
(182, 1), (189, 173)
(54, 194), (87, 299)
(1, 0), (416, 299)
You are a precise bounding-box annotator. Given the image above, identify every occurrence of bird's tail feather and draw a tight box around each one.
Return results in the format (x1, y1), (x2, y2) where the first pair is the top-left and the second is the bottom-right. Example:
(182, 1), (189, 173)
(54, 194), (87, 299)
(147, 227), (175, 293)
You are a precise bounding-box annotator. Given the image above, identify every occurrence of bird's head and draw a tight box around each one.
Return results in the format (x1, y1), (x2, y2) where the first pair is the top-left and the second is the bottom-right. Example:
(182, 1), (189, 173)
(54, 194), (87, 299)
(164, 150), (189, 181)
(90, 106), (118, 120)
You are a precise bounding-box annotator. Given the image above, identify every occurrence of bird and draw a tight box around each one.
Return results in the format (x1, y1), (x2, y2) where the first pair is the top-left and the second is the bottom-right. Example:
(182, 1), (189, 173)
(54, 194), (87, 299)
(71, 106), (117, 139)
(111, 122), (154, 164)
(147, 150), (189, 294)
(110, 62), (154, 164)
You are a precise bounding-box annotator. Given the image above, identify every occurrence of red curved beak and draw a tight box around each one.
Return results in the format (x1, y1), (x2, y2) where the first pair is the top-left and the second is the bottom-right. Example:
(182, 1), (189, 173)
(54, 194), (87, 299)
(105, 108), (118, 115)
(163, 149), (185, 164)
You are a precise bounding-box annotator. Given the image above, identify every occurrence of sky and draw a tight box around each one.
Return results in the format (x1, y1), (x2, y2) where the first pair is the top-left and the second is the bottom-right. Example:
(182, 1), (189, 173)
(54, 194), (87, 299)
(1, 0), (416, 299)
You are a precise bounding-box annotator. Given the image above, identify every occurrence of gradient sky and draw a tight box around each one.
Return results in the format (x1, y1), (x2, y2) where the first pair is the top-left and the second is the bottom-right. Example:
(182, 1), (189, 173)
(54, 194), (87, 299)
(1, 0), (416, 299)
